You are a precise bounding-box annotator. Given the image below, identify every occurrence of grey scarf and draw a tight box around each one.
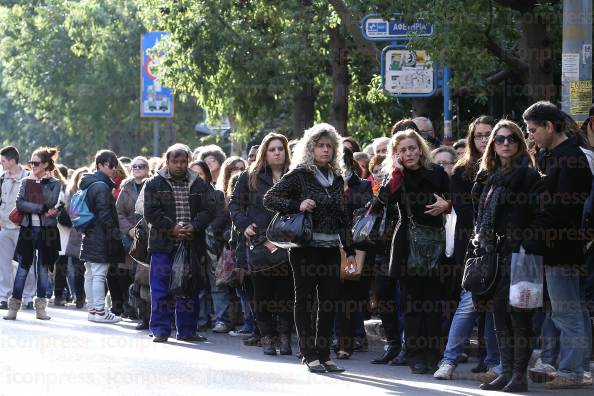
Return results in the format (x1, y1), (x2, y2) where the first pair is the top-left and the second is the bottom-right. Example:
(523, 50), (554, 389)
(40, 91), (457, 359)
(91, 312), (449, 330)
(314, 166), (335, 187)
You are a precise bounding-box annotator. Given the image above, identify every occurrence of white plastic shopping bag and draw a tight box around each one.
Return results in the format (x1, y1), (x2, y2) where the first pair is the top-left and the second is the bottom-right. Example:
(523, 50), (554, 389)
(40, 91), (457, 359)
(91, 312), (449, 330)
(509, 246), (544, 309)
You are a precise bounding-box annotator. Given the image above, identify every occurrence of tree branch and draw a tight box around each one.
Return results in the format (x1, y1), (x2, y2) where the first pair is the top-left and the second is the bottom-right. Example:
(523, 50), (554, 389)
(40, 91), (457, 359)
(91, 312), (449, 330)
(485, 35), (529, 73)
(485, 69), (513, 85)
(492, 0), (538, 12)
(326, 0), (381, 64)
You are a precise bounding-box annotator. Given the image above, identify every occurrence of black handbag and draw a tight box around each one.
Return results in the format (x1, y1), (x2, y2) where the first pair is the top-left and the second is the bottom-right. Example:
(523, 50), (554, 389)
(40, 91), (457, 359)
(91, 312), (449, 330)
(402, 183), (445, 274)
(461, 241), (500, 296)
(248, 233), (289, 269)
(266, 174), (313, 249)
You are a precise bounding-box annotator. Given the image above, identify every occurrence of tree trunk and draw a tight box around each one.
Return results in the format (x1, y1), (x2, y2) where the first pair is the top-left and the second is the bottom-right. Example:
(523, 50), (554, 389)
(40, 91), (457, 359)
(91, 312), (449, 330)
(519, 10), (556, 101)
(329, 25), (349, 136)
(292, 79), (316, 137)
(165, 117), (175, 146)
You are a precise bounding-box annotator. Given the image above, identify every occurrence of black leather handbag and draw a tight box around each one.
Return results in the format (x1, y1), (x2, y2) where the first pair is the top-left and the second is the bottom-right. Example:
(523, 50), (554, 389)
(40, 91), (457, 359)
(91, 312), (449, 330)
(248, 234), (289, 269)
(266, 174), (313, 249)
(461, 242), (500, 296)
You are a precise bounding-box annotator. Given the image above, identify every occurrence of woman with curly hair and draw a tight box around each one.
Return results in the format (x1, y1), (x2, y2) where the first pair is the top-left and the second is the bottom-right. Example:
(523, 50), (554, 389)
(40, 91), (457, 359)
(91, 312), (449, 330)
(264, 123), (356, 373)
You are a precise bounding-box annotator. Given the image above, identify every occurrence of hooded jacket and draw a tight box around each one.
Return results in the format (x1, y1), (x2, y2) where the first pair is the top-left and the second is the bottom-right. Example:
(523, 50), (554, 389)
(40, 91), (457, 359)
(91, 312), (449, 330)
(79, 170), (125, 263)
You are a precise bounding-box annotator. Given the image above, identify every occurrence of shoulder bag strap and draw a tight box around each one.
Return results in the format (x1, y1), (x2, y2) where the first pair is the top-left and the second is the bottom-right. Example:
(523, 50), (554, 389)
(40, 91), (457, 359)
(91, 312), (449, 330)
(400, 177), (415, 229)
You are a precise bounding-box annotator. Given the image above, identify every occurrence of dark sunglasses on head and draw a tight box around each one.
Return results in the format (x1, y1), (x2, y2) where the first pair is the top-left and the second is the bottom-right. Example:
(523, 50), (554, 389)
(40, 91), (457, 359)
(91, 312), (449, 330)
(494, 135), (518, 145)
(131, 164), (147, 170)
(28, 161), (41, 167)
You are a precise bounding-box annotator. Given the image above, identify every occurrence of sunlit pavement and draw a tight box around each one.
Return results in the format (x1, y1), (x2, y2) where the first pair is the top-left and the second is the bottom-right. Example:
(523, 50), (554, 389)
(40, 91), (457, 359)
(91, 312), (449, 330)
(1, 307), (592, 396)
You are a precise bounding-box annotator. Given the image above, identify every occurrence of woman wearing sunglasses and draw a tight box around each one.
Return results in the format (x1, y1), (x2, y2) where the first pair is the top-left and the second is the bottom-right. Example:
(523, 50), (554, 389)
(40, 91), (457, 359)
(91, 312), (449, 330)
(115, 156), (150, 325)
(4, 147), (61, 321)
(471, 120), (541, 392)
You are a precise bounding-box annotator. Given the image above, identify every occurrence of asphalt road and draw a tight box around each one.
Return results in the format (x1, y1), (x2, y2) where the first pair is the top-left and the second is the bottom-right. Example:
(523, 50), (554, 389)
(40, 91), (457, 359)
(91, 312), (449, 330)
(1, 306), (592, 396)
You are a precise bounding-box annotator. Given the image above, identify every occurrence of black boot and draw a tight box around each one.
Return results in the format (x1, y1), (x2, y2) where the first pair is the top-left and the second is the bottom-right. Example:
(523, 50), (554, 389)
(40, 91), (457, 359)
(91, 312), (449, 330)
(503, 319), (532, 393)
(480, 331), (513, 390)
(261, 336), (277, 355)
(279, 334), (292, 355)
(371, 344), (400, 364)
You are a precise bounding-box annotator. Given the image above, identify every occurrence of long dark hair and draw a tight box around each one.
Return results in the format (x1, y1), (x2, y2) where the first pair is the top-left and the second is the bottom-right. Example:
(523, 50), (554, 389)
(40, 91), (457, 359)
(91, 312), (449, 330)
(454, 115), (495, 180)
(342, 146), (361, 177)
(249, 133), (290, 191)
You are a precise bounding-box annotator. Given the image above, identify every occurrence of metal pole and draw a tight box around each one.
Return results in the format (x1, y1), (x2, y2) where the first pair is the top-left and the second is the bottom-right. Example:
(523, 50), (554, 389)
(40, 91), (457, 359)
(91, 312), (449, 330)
(561, 0), (592, 122)
(443, 65), (453, 140)
(152, 118), (160, 157)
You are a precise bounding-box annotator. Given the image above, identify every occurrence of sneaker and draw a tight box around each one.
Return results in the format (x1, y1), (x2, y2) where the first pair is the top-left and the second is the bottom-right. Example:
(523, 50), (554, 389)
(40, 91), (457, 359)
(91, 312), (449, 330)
(583, 372), (592, 386)
(24, 302), (34, 310)
(0, 301), (8, 310)
(94, 310), (121, 324)
(212, 321), (230, 333)
(87, 310), (96, 322)
(545, 375), (586, 389)
(229, 329), (253, 337)
(433, 362), (456, 380)
(53, 297), (65, 307)
(529, 358), (557, 383)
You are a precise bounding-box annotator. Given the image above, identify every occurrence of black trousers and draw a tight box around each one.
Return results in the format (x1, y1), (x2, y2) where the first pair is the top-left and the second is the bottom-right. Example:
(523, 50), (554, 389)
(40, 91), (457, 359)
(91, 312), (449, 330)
(54, 255), (85, 301)
(252, 262), (294, 337)
(373, 274), (401, 347)
(402, 275), (443, 368)
(106, 264), (134, 315)
(289, 246), (341, 362)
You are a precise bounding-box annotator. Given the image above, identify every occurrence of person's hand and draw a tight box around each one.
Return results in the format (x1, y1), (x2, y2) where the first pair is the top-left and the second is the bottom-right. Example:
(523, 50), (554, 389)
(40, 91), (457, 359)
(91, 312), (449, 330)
(299, 199), (317, 212)
(244, 223), (257, 240)
(128, 229), (135, 238)
(179, 224), (194, 239)
(394, 156), (404, 172)
(424, 194), (450, 216)
(46, 207), (59, 217)
(171, 224), (184, 237)
(345, 255), (358, 274)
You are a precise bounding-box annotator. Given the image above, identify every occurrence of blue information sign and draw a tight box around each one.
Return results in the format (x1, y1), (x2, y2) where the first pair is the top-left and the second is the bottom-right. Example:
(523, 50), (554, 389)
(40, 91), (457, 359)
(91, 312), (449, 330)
(361, 15), (433, 41)
(140, 32), (174, 117)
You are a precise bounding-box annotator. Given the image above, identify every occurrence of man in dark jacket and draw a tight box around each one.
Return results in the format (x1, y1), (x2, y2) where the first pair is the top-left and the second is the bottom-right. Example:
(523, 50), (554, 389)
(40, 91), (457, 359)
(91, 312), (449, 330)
(523, 101), (593, 389)
(144, 144), (216, 343)
(80, 150), (125, 324)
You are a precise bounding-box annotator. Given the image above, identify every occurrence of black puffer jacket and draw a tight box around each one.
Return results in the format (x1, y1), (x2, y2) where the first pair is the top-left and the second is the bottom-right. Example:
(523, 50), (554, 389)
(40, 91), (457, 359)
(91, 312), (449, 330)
(143, 168), (216, 254)
(79, 171), (125, 264)
(263, 165), (354, 255)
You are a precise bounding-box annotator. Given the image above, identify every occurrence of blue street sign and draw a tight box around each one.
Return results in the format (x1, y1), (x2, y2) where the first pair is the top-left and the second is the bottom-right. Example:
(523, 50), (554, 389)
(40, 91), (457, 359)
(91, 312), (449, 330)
(361, 14), (434, 41)
(140, 32), (174, 118)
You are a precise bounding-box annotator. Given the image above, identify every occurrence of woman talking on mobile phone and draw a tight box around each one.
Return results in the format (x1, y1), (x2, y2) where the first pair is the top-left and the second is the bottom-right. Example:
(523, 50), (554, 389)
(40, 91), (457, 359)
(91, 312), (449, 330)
(372, 129), (451, 375)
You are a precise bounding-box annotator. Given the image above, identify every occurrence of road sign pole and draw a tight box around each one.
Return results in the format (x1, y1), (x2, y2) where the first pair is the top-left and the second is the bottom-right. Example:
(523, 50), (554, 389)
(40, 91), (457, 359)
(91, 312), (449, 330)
(561, 0), (592, 121)
(152, 118), (160, 157)
(443, 65), (453, 140)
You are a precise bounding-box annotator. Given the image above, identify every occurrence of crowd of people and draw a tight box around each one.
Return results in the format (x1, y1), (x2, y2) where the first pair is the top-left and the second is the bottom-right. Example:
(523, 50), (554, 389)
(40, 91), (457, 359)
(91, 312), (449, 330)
(1, 102), (593, 392)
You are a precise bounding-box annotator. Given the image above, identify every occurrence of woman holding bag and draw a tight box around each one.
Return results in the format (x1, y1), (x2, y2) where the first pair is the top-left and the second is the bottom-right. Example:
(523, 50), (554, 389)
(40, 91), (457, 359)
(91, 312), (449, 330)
(229, 133), (293, 356)
(470, 120), (541, 392)
(264, 123), (356, 373)
(3, 147), (61, 321)
(372, 129), (450, 374)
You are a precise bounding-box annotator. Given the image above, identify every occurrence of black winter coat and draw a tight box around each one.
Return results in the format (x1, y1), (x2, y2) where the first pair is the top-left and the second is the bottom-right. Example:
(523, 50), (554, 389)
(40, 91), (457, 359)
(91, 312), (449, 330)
(377, 164), (450, 278)
(143, 168), (216, 254)
(79, 171), (125, 264)
(523, 137), (593, 267)
(263, 165), (354, 255)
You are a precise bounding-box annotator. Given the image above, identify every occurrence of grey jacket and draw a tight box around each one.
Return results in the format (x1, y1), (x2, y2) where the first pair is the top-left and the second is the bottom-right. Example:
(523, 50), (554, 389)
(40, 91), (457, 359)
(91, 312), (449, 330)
(0, 167), (29, 229)
(16, 177), (61, 228)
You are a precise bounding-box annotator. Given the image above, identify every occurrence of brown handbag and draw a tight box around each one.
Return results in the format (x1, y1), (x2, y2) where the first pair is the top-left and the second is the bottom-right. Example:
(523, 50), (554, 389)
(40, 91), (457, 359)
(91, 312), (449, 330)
(8, 207), (24, 225)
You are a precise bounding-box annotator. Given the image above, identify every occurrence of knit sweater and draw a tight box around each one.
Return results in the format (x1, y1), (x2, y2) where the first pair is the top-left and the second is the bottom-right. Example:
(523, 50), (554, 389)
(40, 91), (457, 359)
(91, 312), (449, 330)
(263, 165), (354, 255)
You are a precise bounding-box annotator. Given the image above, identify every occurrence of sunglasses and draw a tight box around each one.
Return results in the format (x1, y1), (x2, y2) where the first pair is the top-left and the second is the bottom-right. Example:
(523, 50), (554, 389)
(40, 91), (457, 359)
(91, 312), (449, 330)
(494, 135), (518, 145)
(131, 164), (147, 170)
(28, 161), (42, 167)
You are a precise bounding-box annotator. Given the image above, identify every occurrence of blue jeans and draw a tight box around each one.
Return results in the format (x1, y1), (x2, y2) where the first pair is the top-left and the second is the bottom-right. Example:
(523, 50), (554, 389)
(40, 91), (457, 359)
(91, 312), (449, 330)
(545, 265), (590, 378)
(12, 227), (49, 300)
(149, 253), (200, 338)
(235, 285), (254, 332)
(539, 313), (560, 366)
(442, 290), (500, 368)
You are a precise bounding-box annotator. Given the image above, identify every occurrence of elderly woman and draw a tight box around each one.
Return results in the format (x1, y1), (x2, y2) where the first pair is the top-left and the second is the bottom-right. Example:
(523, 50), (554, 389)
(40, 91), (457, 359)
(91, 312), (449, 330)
(264, 123), (356, 373)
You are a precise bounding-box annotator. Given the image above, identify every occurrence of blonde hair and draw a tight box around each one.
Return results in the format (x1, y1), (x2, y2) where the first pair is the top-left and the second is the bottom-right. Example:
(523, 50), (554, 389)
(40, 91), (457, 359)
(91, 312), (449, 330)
(383, 129), (433, 174)
(479, 119), (534, 174)
(290, 123), (343, 175)
(248, 133), (290, 191)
